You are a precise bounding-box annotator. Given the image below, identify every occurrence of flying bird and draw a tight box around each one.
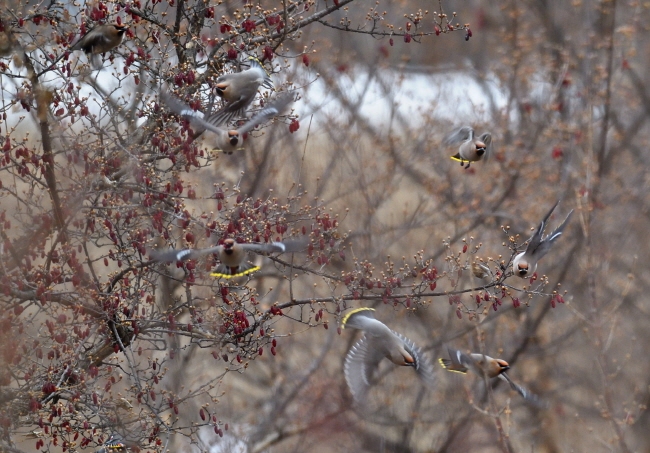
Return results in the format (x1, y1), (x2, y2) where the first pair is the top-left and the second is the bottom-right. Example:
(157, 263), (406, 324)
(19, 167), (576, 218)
(209, 57), (274, 126)
(512, 200), (573, 278)
(160, 89), (293, 154)
(439, 347), (545, 407)
(444, 126), (492, 169)
(341, 307), (435, 403)
(95, 434), (128, 453)
(150, 238), (305, 278)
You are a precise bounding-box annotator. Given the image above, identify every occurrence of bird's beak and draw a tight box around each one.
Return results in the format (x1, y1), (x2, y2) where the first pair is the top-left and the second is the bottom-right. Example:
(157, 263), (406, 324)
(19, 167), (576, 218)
(215, 84), (227, 97)
(475, 141), (486, 156)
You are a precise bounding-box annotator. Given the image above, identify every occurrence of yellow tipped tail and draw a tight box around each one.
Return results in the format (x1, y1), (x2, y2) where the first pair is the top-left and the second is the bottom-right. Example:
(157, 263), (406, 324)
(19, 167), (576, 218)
(438, 357), (468, 374)
(210, 265), (261, 279)
(341, 307), (375, 329)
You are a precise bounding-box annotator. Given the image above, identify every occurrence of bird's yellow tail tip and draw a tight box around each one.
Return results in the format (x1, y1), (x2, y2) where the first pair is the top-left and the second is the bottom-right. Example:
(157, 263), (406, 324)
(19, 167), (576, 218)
(341, 307), (375, 328)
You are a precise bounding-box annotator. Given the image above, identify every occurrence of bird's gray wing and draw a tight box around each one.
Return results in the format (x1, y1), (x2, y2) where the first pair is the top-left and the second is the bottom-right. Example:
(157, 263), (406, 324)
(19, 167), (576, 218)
(232, 94), (294, 135)
(526, 199), (560, 255)
(444, 126), (473, 146)
(277, 238), (308, 253)
(70, 29), (102, 51)
(449, 347), (476, 372)
(240, 241), (287, 254)
(149, 246), (222, 263)
(160, 89), (224, 135)
(344, 335), (385, 403)
(533, 209), (574, 260)
(393, 331), (436, 386)
(499, 373), (548, 408)
(205, 94), (255, 128)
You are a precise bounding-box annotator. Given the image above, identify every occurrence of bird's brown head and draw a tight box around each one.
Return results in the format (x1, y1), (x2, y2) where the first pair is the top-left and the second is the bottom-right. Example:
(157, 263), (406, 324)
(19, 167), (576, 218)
(223, 238), (235, 255)
(475, 140), (486, 156)
(113, 24), (129, 34)
(496, 359), (510, 374)
(215, 83), (229, 97)
(401, 349), (417, 368)
(516, 261), (529, 277)
(227, 130), (239, 146)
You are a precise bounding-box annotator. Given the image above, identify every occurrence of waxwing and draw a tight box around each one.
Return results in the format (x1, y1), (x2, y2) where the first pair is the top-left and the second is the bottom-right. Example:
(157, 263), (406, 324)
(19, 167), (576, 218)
(342, 307), (435, 403)
(444, 126), (492, 169)
(161, 89), (292, 154)
(512, 200), (573, 278)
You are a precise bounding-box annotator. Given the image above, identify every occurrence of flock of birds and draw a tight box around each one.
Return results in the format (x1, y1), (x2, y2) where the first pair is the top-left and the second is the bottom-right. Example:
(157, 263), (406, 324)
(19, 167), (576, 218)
(339, 199), (572, 409)
(1, 21), (577, 450)
(148, 192), (572, 410)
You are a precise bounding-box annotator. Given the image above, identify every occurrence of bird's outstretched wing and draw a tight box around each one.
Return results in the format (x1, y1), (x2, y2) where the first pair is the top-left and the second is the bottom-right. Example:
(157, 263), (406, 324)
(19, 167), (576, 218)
(231, 94), (294, 135)
(160, 89), (213, 134)
(499, 372), (548, 408)
(444, 126), (473, 146)
(149, 246), (222, 263)
(344, 335), (385, 403)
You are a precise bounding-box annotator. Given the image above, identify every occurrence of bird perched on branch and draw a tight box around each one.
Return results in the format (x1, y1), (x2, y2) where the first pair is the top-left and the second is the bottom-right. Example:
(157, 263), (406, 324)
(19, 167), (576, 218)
(149, 238), (305, 279)
(341, 307), (435, 403)
(70, 23), (128, 68)
(439, 347), (545, 407)
(160, 89), (293, 154)
(210, 57), (274, 126)
(444, 126), (492, 169)
(512, 200), (574, 278)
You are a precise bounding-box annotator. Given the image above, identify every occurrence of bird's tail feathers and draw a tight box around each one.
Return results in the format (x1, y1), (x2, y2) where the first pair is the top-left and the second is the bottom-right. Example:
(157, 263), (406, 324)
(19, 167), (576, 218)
(211, 262), (260, 279)
(438, 357), (468, 374)
(341, 307), (376, 329)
